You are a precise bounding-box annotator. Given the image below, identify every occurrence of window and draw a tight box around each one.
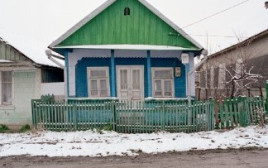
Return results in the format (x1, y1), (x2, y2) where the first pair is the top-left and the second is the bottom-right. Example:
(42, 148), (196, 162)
(87, 67), (110, 97)
(218, 64), (226, 89)
(152, 68), (174, 98)
(0, 71), (12, 105)
(124, 7), (130, 16)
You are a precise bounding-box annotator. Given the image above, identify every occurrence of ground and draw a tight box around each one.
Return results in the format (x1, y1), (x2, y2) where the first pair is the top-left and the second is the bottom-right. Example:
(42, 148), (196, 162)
(1, 149), (268, 168)
(1, 126), (268, 168)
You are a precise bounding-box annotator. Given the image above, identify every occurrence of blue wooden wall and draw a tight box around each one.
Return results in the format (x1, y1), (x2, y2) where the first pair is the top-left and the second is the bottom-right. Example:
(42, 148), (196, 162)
(75, 57), (186, 98)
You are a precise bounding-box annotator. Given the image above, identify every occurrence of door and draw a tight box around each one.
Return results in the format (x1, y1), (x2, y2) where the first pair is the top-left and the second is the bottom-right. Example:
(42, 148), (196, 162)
(117, 66), (144, 102)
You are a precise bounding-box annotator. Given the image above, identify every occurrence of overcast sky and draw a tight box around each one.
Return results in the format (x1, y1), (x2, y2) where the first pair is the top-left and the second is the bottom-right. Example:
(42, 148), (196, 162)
(0, 0), (267, 55)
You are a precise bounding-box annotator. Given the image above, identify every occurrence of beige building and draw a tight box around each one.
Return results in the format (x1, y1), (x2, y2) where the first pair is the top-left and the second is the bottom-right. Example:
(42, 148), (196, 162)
(196, 29), (268, 100)
(0, 36), (64, 129)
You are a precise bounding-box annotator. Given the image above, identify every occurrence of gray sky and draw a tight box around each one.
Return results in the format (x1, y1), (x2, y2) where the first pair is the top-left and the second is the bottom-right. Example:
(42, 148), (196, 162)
(0, 0), (267, 55)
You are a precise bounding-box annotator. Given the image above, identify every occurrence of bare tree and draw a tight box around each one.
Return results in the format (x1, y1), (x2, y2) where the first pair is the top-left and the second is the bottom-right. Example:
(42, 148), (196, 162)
(197, 35), (266, 99)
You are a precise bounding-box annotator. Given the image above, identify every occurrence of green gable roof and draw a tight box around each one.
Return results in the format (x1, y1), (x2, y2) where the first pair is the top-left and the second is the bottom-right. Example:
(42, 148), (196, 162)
(50, 0), (202, 50)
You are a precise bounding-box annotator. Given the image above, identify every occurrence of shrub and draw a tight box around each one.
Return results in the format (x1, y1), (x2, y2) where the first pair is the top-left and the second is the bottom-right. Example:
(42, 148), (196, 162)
(20, 124), (31, 133)
(0, 124), (9, 133)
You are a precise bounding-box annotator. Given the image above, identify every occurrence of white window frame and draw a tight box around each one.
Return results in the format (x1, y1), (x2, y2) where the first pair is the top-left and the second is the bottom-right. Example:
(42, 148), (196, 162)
(0, 71), (13, 106)
(87, 67), (110, 98)
(152, 68), (174, 98)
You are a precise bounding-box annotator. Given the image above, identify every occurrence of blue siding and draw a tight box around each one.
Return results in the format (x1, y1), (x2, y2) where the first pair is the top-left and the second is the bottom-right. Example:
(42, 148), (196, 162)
(75, 57), (186, 98)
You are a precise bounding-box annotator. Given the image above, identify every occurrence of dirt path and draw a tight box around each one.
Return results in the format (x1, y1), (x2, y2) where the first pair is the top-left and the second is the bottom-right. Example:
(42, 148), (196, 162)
(1, 149), (268, 168)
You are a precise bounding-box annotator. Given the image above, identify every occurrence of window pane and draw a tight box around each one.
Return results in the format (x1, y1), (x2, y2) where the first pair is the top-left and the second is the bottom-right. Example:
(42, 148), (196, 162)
(154, 70), (172, 79)
(90, 70), (106, 78)
(2, 71), (12, 104)
(100, 79), (107, 89)
(90, 80), (98, 96)
(2, 83), (12, 104)
(120, 70), (128, 89)
(100, 79), (108, 97)
(154, 80), (162, 97)
(132, 70), (140, 89)
(2, 71), (12, 83)
(164, 80), (172, 97)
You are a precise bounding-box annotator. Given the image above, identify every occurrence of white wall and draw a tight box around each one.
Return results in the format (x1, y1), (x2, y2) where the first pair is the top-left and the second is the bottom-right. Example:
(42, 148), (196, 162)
(41, 82), (65, 96)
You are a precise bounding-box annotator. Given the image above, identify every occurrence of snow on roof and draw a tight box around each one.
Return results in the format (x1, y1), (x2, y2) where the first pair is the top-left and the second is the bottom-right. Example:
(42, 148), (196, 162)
(54, 44), (200, 51)
(0, 28), (62, 67)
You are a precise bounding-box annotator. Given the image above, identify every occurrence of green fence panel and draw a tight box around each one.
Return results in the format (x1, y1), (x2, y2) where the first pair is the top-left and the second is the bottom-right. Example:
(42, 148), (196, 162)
(32, 99), (216, 133)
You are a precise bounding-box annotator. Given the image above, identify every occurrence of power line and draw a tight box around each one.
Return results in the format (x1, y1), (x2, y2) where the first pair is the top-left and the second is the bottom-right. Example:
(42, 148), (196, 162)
(189, 34), (248, 38)
(183, 0), (251, 28)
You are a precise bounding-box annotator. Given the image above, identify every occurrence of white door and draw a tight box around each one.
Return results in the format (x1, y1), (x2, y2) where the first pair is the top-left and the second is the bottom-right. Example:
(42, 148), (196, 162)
(117, 66), (144, 102)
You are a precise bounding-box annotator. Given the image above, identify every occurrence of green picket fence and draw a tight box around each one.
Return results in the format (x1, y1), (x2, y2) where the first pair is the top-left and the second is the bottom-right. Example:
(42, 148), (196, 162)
(265, 80), (268, 112)
(216, 97), (266, 129)
(32, 100), (214, 133)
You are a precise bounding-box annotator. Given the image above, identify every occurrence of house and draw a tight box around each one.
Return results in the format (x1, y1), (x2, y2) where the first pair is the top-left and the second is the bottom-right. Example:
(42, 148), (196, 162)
(0, 36), (64, 129)
(49, 0), (203, 101)
(196, 29), (268, 100)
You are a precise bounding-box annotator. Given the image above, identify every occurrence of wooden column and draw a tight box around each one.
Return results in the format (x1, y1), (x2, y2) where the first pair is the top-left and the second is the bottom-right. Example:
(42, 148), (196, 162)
(111, 50), (116, 97)
(147, 50), (152, 97)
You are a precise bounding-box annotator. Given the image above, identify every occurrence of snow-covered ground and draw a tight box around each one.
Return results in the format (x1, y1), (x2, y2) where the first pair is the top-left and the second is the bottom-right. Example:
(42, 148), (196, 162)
(1, 126), (268, 157)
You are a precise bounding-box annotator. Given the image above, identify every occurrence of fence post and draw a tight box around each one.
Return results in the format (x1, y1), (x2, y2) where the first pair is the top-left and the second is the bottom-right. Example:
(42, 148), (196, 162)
(31, 100), (37, 129)
(210, 99), (215, 130)
(238, 97), (248, 127)
(161, 101), (165, 130)
(73, 104), (77, 130)
(266, 80), (268, 114)
(112, 101), (117, 132)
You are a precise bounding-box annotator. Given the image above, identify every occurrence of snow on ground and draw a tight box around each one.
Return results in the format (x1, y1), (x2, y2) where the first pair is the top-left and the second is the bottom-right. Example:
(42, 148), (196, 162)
(0, 126), (268, 157)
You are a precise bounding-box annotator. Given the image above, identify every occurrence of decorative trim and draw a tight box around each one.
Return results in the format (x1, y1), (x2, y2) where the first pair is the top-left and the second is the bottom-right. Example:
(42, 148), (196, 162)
(53, 45), (200, 51)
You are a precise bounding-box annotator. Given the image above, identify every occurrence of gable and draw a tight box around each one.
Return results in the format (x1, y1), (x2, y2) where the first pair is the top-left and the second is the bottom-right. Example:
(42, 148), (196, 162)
(54, 0), (200, 49)
(0, 39), (30, 62)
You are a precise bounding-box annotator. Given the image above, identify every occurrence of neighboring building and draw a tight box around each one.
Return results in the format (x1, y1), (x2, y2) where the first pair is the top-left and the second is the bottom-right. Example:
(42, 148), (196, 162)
(0, 37), (64, 128)
(49, 0), (203, 101)
(196, 29), (268, 100)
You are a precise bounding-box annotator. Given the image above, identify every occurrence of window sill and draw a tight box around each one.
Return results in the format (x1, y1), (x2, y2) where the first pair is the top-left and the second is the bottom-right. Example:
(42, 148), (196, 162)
(0, 105), (15, 110)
